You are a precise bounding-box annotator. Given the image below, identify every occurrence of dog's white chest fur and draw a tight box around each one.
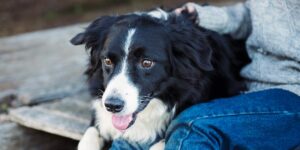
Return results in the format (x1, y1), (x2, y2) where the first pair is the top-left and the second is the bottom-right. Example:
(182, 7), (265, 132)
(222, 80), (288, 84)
(77, 98), (175, 149)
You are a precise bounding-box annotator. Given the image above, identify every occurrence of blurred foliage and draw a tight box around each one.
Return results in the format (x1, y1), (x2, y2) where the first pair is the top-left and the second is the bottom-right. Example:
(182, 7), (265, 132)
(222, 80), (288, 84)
(0, 0), (241, 37)
(43, 0), (131, 20)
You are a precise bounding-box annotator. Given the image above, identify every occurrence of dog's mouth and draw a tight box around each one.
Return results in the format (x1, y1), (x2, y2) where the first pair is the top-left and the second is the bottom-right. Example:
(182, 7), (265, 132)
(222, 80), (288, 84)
(110, 98), (151, 132)
(111, 112), (142, 132)
(107, 93), (154, 132)
(111, 114), (135, 131)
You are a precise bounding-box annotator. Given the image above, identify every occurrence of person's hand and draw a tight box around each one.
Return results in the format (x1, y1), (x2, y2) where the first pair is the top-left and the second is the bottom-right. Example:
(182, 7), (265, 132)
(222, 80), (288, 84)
(174, 2), (197, 15)
(174, 2), (199, 23)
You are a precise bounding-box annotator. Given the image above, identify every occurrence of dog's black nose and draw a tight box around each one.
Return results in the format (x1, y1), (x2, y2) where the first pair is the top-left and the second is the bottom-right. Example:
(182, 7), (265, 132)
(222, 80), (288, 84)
(104, 98), (124, 113)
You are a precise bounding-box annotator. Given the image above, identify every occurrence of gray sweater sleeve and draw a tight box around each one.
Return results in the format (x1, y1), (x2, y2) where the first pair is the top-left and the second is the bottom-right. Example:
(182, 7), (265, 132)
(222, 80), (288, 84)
(191, 2), (251, 39)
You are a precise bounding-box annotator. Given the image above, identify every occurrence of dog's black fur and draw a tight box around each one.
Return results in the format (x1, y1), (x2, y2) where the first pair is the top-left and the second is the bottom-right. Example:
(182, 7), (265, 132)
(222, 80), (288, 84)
(72, 13), (249, 112)
(71, 11), (250, 148)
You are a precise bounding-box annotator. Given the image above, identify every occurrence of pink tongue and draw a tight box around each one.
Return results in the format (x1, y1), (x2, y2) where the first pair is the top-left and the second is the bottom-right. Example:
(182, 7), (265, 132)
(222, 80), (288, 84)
(112, 114), (133, 131)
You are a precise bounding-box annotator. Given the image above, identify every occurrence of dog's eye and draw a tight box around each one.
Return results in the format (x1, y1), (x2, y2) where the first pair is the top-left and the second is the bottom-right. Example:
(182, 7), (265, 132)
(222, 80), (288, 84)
(104, 58), (113, 66)
(141, 59), (154, 68)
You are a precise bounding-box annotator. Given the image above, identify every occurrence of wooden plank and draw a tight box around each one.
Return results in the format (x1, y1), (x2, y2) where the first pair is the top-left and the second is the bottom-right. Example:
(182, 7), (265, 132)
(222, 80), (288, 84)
(9, 96), (94, 140)
(0, 121), (77, 150)
(0, 24), (90, 105)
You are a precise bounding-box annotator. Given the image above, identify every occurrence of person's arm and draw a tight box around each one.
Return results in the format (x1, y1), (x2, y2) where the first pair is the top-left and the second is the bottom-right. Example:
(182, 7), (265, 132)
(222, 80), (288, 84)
(176, 2), (252, 39)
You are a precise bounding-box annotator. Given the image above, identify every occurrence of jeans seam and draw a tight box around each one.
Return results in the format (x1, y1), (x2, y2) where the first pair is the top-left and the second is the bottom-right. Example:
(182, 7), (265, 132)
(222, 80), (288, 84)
(188, 111), (300, 123)
(177, 127), (192, 150)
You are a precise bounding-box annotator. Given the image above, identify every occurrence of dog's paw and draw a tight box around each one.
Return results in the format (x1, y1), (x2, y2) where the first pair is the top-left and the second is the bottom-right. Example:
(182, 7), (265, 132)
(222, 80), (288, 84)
(78, 127), (104, 150)
(150, 139), (165, 150)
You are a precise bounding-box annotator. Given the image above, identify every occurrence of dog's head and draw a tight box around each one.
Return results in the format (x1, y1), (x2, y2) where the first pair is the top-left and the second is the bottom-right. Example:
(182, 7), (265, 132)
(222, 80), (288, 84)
(71, 10), (213, 131)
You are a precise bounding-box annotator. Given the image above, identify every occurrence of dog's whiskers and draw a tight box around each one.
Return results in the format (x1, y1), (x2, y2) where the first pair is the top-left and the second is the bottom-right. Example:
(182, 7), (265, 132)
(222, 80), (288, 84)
(98, 89), (104, 94)
(97, 89), (104, 99)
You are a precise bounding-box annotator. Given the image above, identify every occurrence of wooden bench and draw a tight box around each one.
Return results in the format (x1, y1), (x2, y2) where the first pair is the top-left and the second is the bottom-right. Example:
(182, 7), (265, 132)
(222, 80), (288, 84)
(0, 24), (93, 142)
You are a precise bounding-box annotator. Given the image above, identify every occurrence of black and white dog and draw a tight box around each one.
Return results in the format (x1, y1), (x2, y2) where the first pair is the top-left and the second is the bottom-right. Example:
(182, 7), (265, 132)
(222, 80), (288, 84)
(71, 9), (249, 150)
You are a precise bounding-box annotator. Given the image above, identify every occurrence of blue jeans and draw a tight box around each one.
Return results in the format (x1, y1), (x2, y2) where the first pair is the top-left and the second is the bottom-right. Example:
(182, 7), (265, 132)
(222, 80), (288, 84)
(111, 89), (300, 150)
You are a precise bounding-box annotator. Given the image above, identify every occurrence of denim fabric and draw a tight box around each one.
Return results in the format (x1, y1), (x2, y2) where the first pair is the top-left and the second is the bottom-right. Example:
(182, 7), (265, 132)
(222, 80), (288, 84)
(110, 139), (152, 150)
(110, 136), (162, 150)
(165, 89), (300, 150)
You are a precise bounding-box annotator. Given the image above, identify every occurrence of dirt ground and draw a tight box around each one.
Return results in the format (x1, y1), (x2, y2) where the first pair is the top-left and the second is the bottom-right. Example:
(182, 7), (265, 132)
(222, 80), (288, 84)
(0, 0), (241, 37)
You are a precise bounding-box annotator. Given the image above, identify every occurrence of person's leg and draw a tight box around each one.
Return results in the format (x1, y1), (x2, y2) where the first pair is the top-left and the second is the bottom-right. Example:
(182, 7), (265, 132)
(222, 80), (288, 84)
(109, 139), (150, 150)
(165, 89), (300, 150)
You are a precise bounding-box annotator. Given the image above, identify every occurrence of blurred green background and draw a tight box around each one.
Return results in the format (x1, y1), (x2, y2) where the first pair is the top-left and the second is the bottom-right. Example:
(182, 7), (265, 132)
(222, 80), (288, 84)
(0, 0), (242, 37)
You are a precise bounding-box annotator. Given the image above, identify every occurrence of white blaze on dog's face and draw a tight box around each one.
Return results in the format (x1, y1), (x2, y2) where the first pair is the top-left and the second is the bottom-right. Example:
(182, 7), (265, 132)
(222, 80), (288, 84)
(101, 29), (138, 130)
(100, 24), (170, 131)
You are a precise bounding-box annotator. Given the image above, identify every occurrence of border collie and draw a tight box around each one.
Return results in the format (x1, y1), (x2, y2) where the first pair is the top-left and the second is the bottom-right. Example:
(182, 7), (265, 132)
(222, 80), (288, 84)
(70, 9), (249, 150)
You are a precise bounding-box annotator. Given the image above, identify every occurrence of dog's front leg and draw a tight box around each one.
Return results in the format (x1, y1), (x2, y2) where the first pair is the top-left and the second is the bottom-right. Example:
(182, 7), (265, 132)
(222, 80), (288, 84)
(150, 139), (165, 150)
(78, 127), (104, 150)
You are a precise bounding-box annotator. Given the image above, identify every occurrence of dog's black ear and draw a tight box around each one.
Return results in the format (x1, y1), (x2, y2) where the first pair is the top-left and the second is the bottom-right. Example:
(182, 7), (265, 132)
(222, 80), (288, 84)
(70, 16), (118, 96)
(70, 16), (118, 47)
(168, 17), (214, 76)
(70, 33), (85, 45)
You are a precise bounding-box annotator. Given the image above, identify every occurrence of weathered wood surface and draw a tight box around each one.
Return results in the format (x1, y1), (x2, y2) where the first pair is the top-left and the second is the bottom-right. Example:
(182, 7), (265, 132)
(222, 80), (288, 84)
(0, 23), (98, 142)
(0, 121), (77, 150)
(0, 24), (89, 105)
(9, 94), (93, 140)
